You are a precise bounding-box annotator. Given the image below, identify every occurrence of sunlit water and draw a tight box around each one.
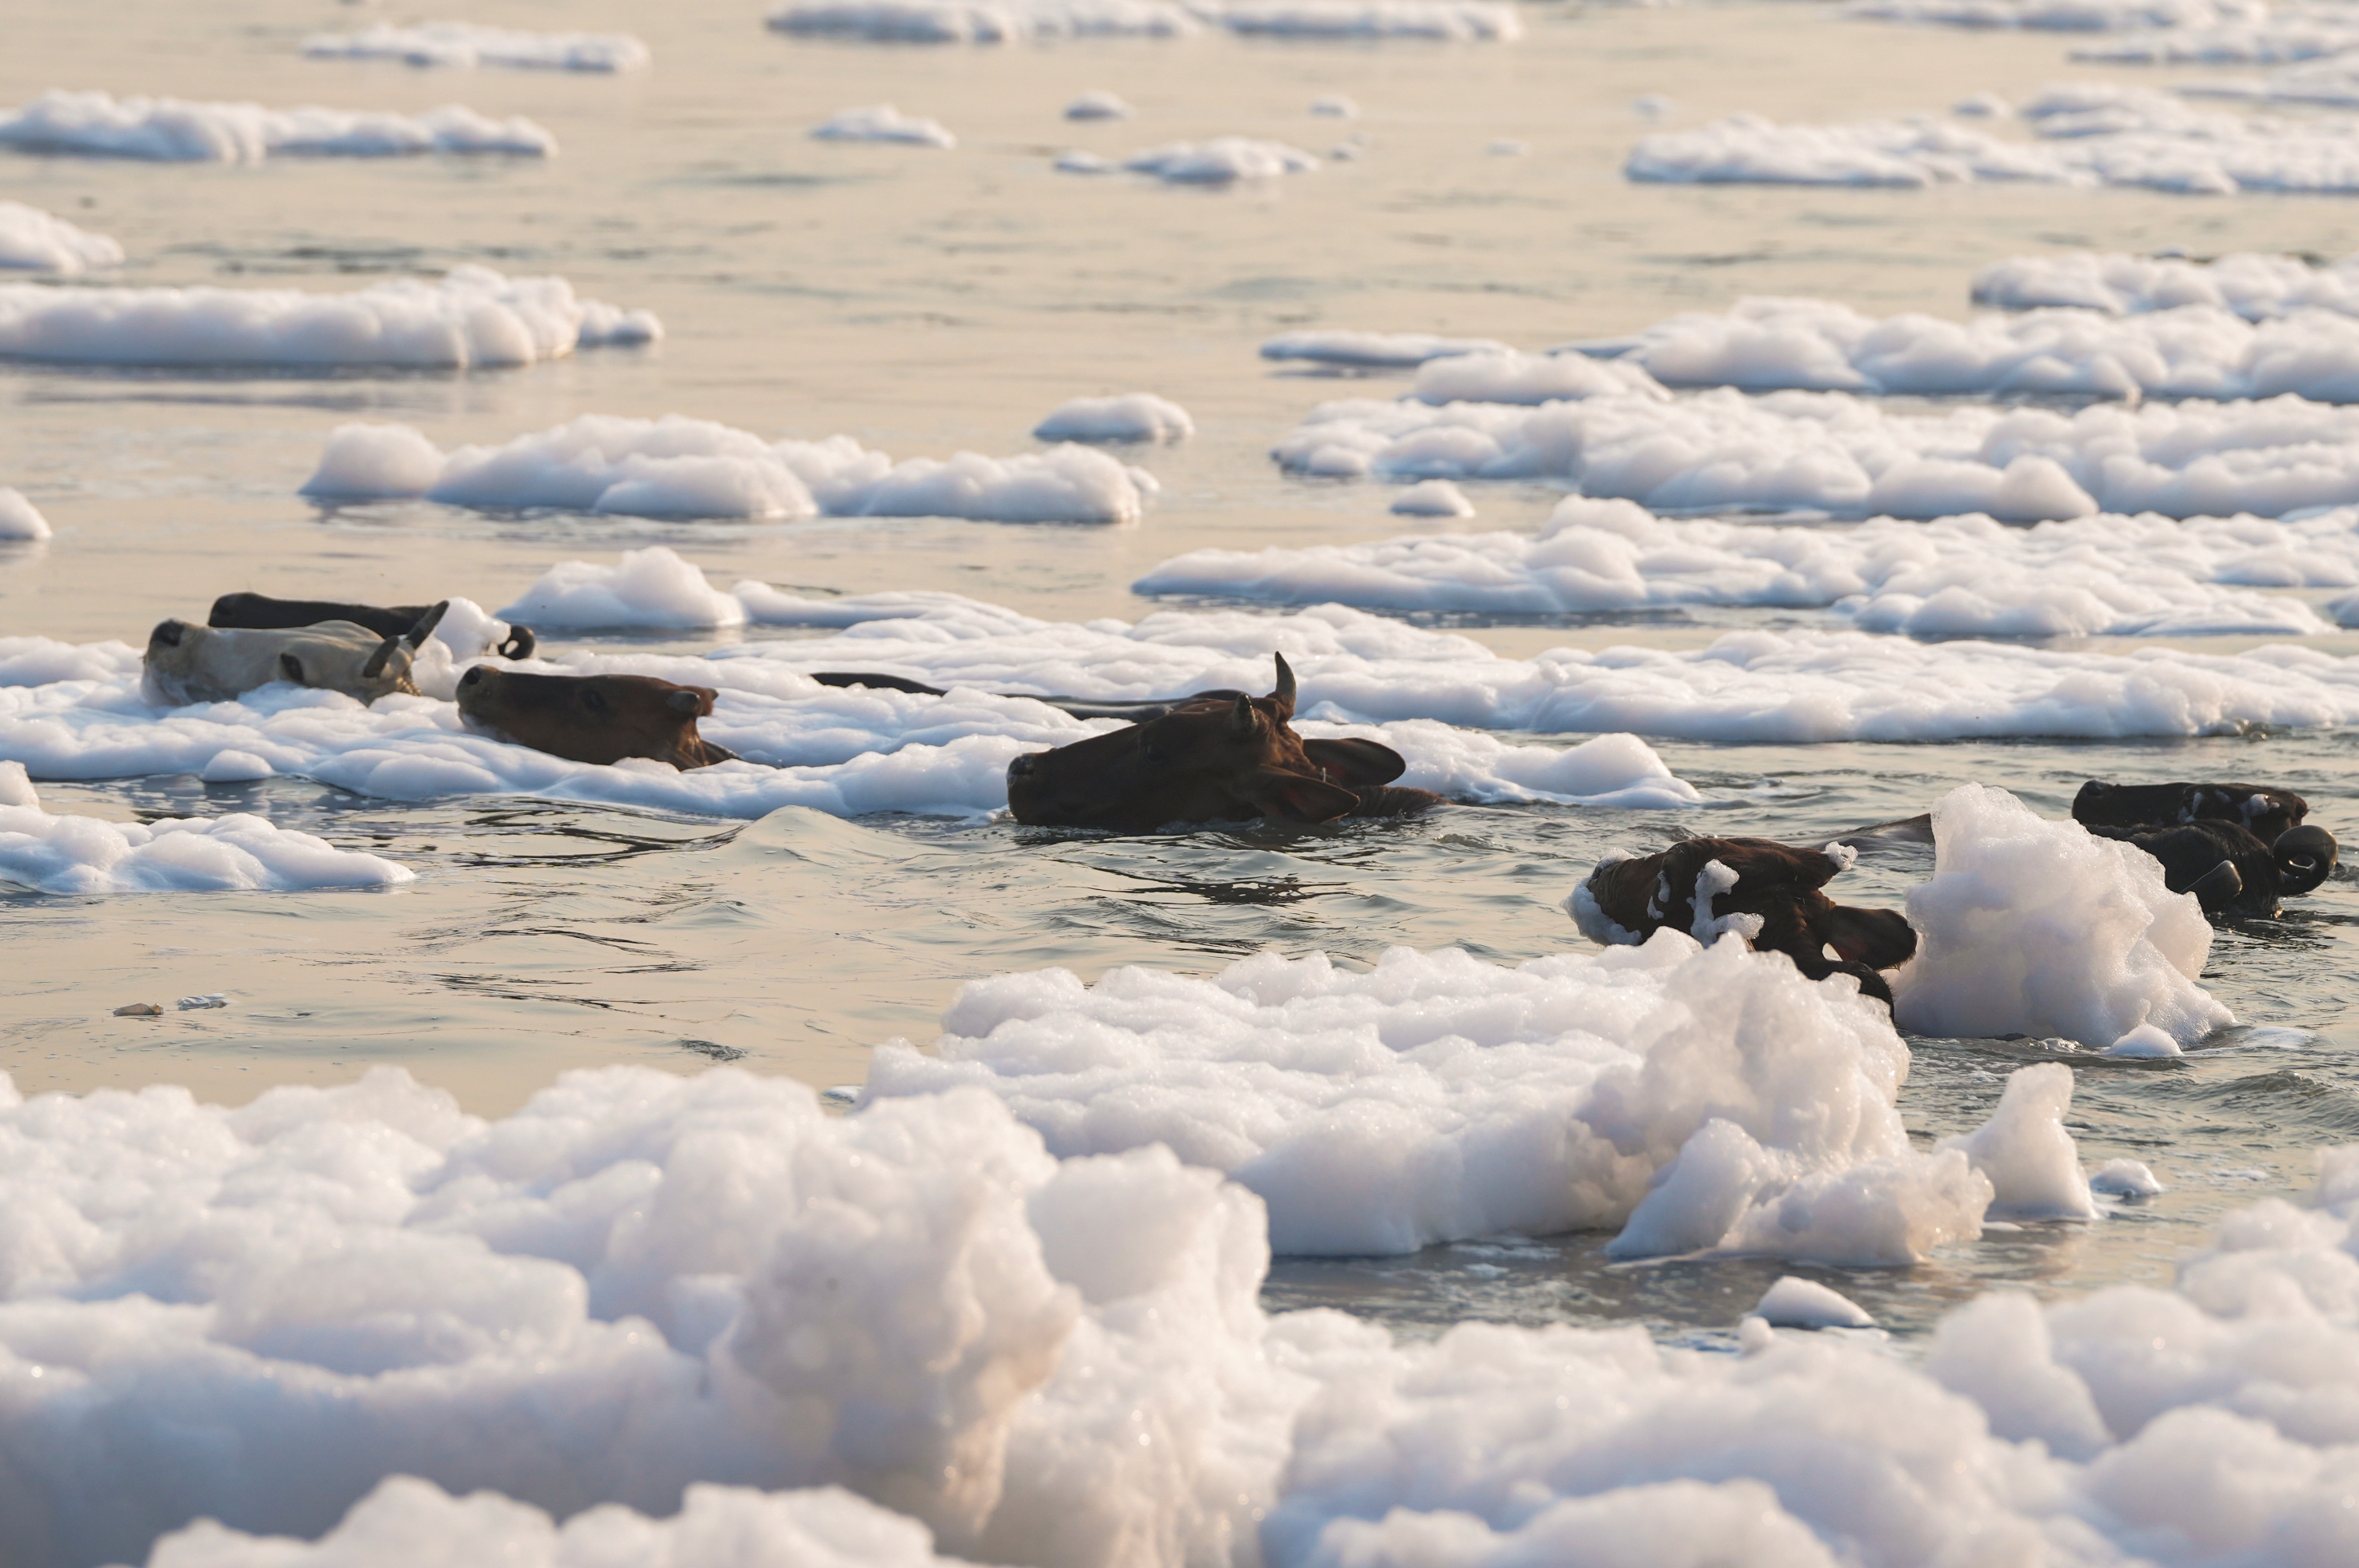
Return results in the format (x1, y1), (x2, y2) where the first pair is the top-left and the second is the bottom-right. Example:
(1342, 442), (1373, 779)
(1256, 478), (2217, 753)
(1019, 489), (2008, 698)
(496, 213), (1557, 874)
(6, 0), (2359, 1348)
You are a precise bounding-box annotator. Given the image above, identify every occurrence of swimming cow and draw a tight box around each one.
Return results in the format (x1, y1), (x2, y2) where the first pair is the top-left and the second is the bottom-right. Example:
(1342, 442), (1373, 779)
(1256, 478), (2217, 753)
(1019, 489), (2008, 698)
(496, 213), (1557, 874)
(210, 592), (537, 660)
(1004, 653), (1442, 831)
(2074, 780), (2337, 918)
(1569, 836), (1918, 1006)
(144, 603), (449, 707)
(455, 666), (736, 770)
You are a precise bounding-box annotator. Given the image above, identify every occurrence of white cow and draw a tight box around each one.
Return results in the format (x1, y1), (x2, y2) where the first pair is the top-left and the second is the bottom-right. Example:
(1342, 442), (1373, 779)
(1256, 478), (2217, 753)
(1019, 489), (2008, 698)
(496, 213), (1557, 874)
(142, 601), (447, 707)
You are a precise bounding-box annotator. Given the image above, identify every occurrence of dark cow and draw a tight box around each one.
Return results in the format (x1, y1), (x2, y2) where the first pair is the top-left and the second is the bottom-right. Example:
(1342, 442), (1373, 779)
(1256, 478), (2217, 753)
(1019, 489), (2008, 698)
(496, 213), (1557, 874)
(2072, 779), (2308, 847)
(455, 667), (736, 769)
(1570, 836), (1917, 1007)
(810, 671), (1248, 723)
(210, 592), (536, 660)
(2088, 820), (2337, 918)
(146, 603), (449, 707)
(1004, 653), (1441, 831)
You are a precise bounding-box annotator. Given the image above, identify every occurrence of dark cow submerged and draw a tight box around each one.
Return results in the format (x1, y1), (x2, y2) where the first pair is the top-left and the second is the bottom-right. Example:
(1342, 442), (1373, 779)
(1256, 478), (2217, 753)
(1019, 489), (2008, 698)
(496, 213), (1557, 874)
(2076, 778), (2336, 919)
(1569, 836), (1918, 1006)
(455, 667), (736, 769)
(211, 592), (537, 660)
(1004, 654), (1442, 831)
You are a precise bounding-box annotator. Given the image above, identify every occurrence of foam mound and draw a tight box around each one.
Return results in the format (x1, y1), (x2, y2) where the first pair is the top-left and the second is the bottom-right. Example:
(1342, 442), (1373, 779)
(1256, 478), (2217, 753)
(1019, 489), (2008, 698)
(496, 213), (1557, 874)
(301, 416), (1157, 524)
(811, 105), (956, 149)
(497, 547), (748, 632)
(1260, 329), (1512, 369)
(0, 487), (50, 542)
(2179, 54), (2359, 108)
(765, 0), (1201, 41)
(868, 933), (1997, 1261)
(1032, 393), (1193, 444)
(1272, 386), (2359, 521)
(1407, 349), (1668, 405)
(0, 760), (412, 893)
(1138, 495), (2357, 637)
(0, 201), (122, 274)
(1577, 293), (2359, 402)
(1064, 89), (1132, 120)
(1894, 783), (2235, 1049)
(0, 267), (657, 370)
(1972, 247), (2359, 318)
(1210, 1), (1523, 40)
(0, 90), (554, 162)
(2076, 10), (2359, 64)
(1843, 0), (2263, 29)
(1119, 138), (1318, 183)
(301, 22), (651, 72)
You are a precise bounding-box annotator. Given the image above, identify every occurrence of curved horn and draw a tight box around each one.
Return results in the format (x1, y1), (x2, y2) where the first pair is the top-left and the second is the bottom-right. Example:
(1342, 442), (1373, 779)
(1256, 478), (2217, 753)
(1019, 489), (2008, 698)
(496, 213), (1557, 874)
(1229, 692), (1258, 738)
(1271, 652), (1296, 716)
(359, 634), (401, 680)
(402, 600), (450, 648)
(2275, 824), (2338, 897)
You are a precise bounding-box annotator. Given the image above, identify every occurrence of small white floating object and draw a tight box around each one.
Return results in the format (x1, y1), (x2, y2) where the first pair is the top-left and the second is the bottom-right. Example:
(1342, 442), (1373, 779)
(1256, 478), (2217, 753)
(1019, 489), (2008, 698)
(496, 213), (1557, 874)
(1311, 94), (1359, 118)
(0, 486), (50, 541)
(1954, 91), (2012, 119)
(0, 201), (123, 275)
(1064, 89), (1132, 121)
(1750, 1275), (1876, 1330)
(1032, 392), (1193, 444)
(1055, 149), (1116, 174)
(2090, 1158), (2165, 1197)
(1390, 478), (1474, 517)
(1487, 138), (1530, 156)
(199, 750), (274, 784)
(177, 994), (230, 1011)
(2104, 1022), (2182, 1059)
(810, 104), (956, 149)
(1632, 94), (1674, 119)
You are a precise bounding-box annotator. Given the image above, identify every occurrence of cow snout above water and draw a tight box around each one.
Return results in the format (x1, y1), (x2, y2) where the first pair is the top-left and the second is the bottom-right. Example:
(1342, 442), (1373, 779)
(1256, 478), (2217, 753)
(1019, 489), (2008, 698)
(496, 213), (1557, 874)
(455, 667), (736, 769)
(1004, 652), (1441, 831)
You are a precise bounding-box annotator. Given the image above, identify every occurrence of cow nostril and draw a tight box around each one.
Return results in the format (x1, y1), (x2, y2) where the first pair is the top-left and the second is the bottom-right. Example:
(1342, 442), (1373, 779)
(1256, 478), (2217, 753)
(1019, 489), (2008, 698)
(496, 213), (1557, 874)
(459, 666), (482, 687)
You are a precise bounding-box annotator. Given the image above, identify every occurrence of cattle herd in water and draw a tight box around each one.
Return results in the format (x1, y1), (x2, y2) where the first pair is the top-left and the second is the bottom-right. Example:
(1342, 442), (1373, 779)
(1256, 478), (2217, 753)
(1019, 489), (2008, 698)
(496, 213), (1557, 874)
(155, 592), (2338, 1012)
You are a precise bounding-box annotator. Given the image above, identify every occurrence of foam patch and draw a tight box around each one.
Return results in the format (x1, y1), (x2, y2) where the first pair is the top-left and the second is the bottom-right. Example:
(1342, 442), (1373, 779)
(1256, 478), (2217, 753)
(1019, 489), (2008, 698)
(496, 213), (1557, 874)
(0, 201), (122, 275)
(301, 22), (651, 71)
(0, 89), (553, 162)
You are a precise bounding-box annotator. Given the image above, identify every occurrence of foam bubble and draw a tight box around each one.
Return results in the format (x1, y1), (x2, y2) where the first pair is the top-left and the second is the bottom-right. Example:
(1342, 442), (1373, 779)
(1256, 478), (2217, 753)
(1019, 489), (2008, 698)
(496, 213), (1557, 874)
(1120, 138), (1319, 183)
(0, 201), (122, 275)
(497, 546), (748, 632)
(1388, 479), (1472, 517)
(0, 89), (554, 162)
(811, 105), (956, 149)
(0, 487), (50, 542)
(1213, 1), (1523, 40)
(1751, 1275), (1876, 1329)
(1031, 393), (1192, 444)
(1062, 89), (1132, 119)
(1974, 248), (2359, 319)
(301, 22), (651, 71)
(1259, 329), (1512, 369)
(766, 0), (1201, 42)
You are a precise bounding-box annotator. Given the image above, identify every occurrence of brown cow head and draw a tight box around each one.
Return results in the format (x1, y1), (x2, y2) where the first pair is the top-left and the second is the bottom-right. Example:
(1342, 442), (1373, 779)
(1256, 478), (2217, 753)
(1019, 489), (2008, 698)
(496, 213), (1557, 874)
(455, 667), (736, 770)
(1004, 653), (1413, 831)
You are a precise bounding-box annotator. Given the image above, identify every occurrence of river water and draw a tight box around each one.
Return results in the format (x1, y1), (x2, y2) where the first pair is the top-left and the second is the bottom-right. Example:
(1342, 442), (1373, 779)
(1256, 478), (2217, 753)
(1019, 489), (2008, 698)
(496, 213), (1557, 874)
(5, 0), (2358, 1351)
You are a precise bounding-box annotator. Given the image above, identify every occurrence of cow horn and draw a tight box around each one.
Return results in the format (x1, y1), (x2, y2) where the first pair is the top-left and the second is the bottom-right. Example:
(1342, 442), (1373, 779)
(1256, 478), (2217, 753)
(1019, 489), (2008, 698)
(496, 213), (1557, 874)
(403, 600), (450, 648)
(360, 634), (401, 680)
(1271, 652), (1296, 714)
(2275, 824), (2338, 897)
(1230, 692), (1257, 737)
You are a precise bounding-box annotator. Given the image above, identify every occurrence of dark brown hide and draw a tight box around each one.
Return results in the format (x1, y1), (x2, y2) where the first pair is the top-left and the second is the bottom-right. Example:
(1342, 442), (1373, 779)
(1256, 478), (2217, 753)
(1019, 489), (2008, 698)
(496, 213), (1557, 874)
(2073, 780), (2308, 847)
(211, 592), (536, 660)
(2091, 819), (2339, 918)
(455, 667), (735, 769)
(1583, 836), (1916, 1005)
(1004, 654), (1441, 831)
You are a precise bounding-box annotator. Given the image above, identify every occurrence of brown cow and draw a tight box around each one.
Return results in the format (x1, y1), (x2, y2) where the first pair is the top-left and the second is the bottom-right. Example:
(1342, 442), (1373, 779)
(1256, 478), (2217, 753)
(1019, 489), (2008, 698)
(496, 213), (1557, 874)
(2071, 779), (2309, 847)
(454, 667), (736, 769)
(1568, 836), (1917, 1006)
(1004, 653), (1441, 831)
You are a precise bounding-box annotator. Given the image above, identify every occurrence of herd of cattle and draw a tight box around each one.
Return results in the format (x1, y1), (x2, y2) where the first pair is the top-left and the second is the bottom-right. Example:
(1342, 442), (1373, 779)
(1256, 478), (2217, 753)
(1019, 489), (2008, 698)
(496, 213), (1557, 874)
(150, 594), (2339, 1007)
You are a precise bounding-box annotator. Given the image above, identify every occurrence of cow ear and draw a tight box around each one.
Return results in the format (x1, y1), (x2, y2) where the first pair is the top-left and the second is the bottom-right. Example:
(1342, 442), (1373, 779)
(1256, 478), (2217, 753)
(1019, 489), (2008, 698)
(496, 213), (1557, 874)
(1253, 769), (1359, 825)
(1301, 736), (1407, 787)
(278, 652), (305, 685)
(1821, 905), (1917, 970)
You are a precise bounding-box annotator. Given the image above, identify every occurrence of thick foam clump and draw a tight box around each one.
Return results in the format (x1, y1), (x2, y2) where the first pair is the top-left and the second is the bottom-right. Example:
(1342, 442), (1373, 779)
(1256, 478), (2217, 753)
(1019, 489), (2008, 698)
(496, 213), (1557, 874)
(1064, 89), (1132, 119)
(1894, 784), (2234, 1050)
(1119, 138), (1319, 183)
(1272, 385), (2359, 520)
(1576, 293), (2359, 402)
(2078, 10), (2359, 65)
(1845, 0), (2263, 30)
(302, 22), (651, 72)
(301, 416), (1157, 524)
(0, 267), (657, 369)
(1138, 497), (2357, 636)
(0, 89), (554, 162)
(811, 105), (957, 149)
(0, 760), (412, 893)
(1260, 329), (1511, 369)
(1751, 1276), (1875, 1329)
(868, 934), (1994, 1262)
(765, 0), (1201, 41)
(0, 486), (50, 541)
(0, 200), (122, 274)
(1211, 1), (1523, 40)
(497, 547), (748, 632)
(1389, 478), (1472, 517)
(1031, 393), (1192, 443)
(1972, 247), (2359, 318)
(1407, 349), (1667, 405)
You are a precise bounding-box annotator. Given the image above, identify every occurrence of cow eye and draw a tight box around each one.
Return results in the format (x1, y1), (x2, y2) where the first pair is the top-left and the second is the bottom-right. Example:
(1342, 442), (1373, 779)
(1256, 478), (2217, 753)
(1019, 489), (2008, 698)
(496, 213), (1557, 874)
(582, 688), (608, 714)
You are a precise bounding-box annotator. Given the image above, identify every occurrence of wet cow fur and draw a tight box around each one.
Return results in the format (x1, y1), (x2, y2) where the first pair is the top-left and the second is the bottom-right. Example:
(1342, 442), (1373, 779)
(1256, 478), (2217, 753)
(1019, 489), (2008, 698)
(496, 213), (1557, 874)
(2072, 779), (2309, 848)
(210, 592), (537, 660)
(144, 603), (448, 707)
(455, 667), (736, 770)
(1004, 653), (1441, 831)
(1571, 837), (1917, 1006)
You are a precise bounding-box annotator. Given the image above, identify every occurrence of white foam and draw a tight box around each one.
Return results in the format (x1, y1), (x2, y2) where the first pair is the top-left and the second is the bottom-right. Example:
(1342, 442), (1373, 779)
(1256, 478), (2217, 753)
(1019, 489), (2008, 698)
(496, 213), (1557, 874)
(1579, 293), (2359, 402)
(868, 933), (1992, 1262)
(1310, 94), (1359, 118)
(301, 22), (652, 72)
(0, 267), (657, 369)
(1972, 248), (2359, 319)
(1388, 478), (1472, 517)
(1062, 89), (1132, 119)
(0, 487), (50, 542)
(1750, 1276), (1876, 1329)
(766, 0), (1201, 41)
(1138, 495), (2359, 637)
(0, 760), (412, 894)
(1845, 0), (2263, 29)
(0, 90), (555, 162)
(1120, 138), (1319, 183)
(0, 201), (122, 275)
(1408, 349), (1668, 405)
(1211, 1), (1523, 40)
(1271, 385), (2359, 521)
(1938, 1061), (2099, 1219)
(301, 416), (1158, 524)
(497, 547), (748, 632)
(810, 105), (956, 149)
(2176, 58), (2359, 112)
(1259, 328), (1512, 369)
(1031, 393), (1193, 444)
(2090, 1156), (2165, 1195)
(1894, 784), (2235, 1049)
(2074, 9), (2359, 64)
